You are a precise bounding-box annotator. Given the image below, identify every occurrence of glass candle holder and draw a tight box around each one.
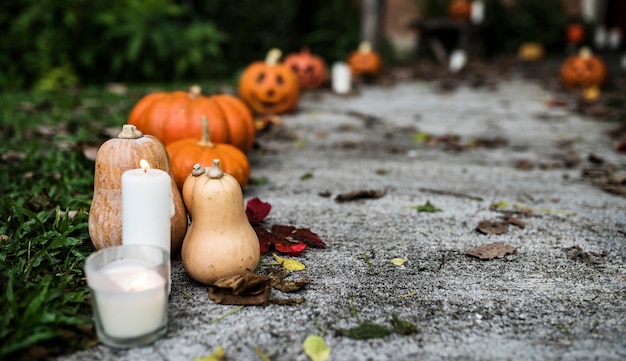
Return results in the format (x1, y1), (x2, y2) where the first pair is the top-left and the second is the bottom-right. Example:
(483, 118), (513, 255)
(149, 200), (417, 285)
(84, 244), (169, 348)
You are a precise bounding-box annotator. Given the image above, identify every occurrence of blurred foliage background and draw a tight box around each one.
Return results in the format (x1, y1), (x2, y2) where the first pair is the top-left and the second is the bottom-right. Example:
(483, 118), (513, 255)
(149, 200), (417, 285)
(0, 0), (361, 91)
(1, 0), (571, 92)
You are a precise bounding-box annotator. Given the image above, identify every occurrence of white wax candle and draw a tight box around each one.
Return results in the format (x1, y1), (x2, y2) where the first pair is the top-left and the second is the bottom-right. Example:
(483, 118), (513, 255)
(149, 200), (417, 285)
(471, 0), (484, 24)
(95, 259), (167, 339)
(581, 0), (596, 23)
(122, 160), (173, 254)
(332, 62), (352, 94)
(595, 26), (607, 49)
(608, 28), (622, 50)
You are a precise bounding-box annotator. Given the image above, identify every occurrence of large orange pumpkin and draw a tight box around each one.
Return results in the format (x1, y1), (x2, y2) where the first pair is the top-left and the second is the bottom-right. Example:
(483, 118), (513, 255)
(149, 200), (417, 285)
(128, 86), (255, 153)
(283, 47), (328, 90)
(238, 48), (300, 115)
(346, 41), (382, 77)
(560, 47), (607, 89)
(166, 117), (250, 190)
(448, 0), (471, 21)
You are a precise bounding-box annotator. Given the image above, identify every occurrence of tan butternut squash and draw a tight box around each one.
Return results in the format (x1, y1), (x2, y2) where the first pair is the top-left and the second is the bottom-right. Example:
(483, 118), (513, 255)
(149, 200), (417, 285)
(88, 124), (188, 251)
(181, 159), (260, 285)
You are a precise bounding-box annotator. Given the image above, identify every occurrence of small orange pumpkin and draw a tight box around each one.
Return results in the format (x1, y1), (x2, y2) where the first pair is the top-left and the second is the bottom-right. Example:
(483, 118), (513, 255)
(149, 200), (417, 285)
(560, 47), (607, 89)
(283, 47), (328, 90)
(448, 0), (471, 21)
(238, 48), (300, 115)
(567, 22), (584, 44)
(346, 41), (383, 77)
(166, 116), (250, 190)
(128, 86), (255, 153)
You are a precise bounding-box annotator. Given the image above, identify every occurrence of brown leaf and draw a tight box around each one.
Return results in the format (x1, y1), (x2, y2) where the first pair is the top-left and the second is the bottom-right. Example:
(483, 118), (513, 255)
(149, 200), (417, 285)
(466, 242), (516, 260)
(269, 298), (305, 306)
(476, 220), (508, 235)
(502, 215), (526, 229)
(335, 189), (386, 202)
(268, 268), (310, 293)
(207, 271), (271, 306)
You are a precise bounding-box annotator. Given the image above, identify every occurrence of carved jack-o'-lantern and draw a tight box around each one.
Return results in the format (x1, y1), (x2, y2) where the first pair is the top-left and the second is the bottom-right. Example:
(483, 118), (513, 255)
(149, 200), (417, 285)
(560, 47), (607, 89)
(283, 47), (328, 90)
(238, 48), (300, 115)
(346, 41), (382, 77)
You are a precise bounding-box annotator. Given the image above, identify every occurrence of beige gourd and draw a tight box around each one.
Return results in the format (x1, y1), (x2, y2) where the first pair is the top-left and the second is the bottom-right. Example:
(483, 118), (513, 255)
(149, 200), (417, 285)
(181, 159), (260, 285)
(88, 124), (188, 251)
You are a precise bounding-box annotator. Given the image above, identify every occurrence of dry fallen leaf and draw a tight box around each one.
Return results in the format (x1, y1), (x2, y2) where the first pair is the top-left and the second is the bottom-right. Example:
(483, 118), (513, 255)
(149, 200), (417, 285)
(273, 253), (306, 271)
(335, 189), (386, 203)
(207, 271), (271, 306)
(466, 242), (516, 260)
(476, 220), (508, 235)
(269, 268), (310, 293)
(303, 335), (331, 361)
(390, 258), (407, 266)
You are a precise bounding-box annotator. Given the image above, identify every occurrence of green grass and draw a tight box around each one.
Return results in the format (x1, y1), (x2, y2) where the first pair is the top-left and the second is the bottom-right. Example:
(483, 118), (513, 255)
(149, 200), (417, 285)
(0, 83), (213, 360)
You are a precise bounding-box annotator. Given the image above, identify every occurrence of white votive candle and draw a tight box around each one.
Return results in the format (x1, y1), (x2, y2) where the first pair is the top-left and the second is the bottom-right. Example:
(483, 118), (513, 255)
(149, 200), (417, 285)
(471, 0), (484, 24)
(95, 259), (167, 339)
(122, 159), (173, 254)
(332, 62), (352, 94)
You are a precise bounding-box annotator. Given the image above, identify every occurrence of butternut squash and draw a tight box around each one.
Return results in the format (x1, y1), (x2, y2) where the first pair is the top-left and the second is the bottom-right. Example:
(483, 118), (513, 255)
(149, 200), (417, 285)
(181, 159), (260, 284)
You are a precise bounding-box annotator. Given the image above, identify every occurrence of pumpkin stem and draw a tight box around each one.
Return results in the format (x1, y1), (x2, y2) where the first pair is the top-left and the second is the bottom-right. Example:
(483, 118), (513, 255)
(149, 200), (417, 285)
(579, 46), (592, 60)
(358, 41), (372, 54)
(198, 116), (214, 148)
(189, 85), (202, 99)
(207, 159), (224, 179)
(266, 48), (283, 66)
(118, 124), (143, 139)
(191, 163), (206, 177)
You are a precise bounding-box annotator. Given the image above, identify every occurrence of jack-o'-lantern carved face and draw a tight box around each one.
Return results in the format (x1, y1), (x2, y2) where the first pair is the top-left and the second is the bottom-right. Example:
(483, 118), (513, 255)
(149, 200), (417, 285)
(560, 47), (606, 89)
(284, 47), (328, 90)
(238, 49), (300, 115)
(347, 41), (382, 77)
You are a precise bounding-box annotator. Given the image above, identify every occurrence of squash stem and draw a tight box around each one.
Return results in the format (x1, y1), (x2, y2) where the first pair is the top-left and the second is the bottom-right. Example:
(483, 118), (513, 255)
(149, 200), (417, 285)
(198, 116), (214, 147)
(266, 48), (282, 66)
(117, 124), (143, 139)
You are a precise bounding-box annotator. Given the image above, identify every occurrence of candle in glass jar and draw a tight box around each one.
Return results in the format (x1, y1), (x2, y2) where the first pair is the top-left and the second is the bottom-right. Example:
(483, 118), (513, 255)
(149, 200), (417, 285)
(93, 259), (167, 339)
(121, 159), (173, 254)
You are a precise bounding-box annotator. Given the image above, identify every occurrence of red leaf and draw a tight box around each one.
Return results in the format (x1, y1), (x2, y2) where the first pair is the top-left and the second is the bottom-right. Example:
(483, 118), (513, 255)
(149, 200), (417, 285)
(272, 225), (327, 248)
(275, 242), (307, 256)
(253, 226), (274, 254)
(246, 197), (272, 224)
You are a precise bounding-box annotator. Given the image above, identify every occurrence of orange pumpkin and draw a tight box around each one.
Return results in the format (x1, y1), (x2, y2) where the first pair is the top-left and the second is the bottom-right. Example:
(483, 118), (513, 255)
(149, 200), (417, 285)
(346, 41), (382, 77)
(567, 22), (584, 44)
(560, 47), (607, 89)
(283, 47), (328, 90)
(448, 0), (471, 21)
(128, 86), (255, 153)
(238, 48), (300, 115)
(166, 116), (250, 190)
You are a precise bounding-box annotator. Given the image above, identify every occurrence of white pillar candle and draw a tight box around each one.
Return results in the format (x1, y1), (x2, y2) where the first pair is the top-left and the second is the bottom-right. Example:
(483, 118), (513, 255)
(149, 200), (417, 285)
(92, 259), (167, 339)
(449, 49), (467, 73)
(122, 159), (173, 254)
(608, 27), (622, 50)
(471, 0), (485, 25)
(581, 0), (596, 23)
(332, 62), (352, 94)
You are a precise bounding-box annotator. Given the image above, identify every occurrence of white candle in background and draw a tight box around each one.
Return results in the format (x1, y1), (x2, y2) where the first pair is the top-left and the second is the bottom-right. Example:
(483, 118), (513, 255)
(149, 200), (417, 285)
(581, 0), (596, 23)
(93, 259), (167, 339)
(332, 62), (352, 94)
(608, 28), (622, 50)
(449, 49), (467, 73)
(595, 26), (607, 49)
(620, 53), (626, 71)
(122, 159), (173, 254)
(471, 0), (485, 24)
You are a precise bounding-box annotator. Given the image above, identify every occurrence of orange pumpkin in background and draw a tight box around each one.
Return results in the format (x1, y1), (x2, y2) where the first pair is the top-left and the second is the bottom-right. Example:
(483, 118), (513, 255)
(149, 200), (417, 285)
(567, 22), (584, 44)
(166, 117), (250, 190)
(448, 0), (471, 21)
(128, 86), (256, 153)
(346, 41), (382, 77)
(283, 47), (328, 90)
(560, 47), (607, 89)
(238, 48), (300, 115)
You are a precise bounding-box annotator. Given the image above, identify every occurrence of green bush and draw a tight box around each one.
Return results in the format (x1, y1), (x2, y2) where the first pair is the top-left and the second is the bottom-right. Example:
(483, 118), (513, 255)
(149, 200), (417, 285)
(0, 0), (360, 91)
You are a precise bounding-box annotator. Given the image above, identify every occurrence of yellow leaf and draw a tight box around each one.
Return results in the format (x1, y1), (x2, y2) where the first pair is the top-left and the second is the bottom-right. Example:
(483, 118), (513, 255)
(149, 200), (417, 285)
(303, 335), (331, 361)
(391, 258), (406, 266)
(194, 346), (226, 361)
(490, 200), (509, 209)
(273, 253), (306, 271)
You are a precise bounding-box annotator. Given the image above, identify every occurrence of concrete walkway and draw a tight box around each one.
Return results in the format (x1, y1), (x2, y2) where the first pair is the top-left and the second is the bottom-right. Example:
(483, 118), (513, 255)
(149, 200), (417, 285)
(59, 76), (626, 361)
